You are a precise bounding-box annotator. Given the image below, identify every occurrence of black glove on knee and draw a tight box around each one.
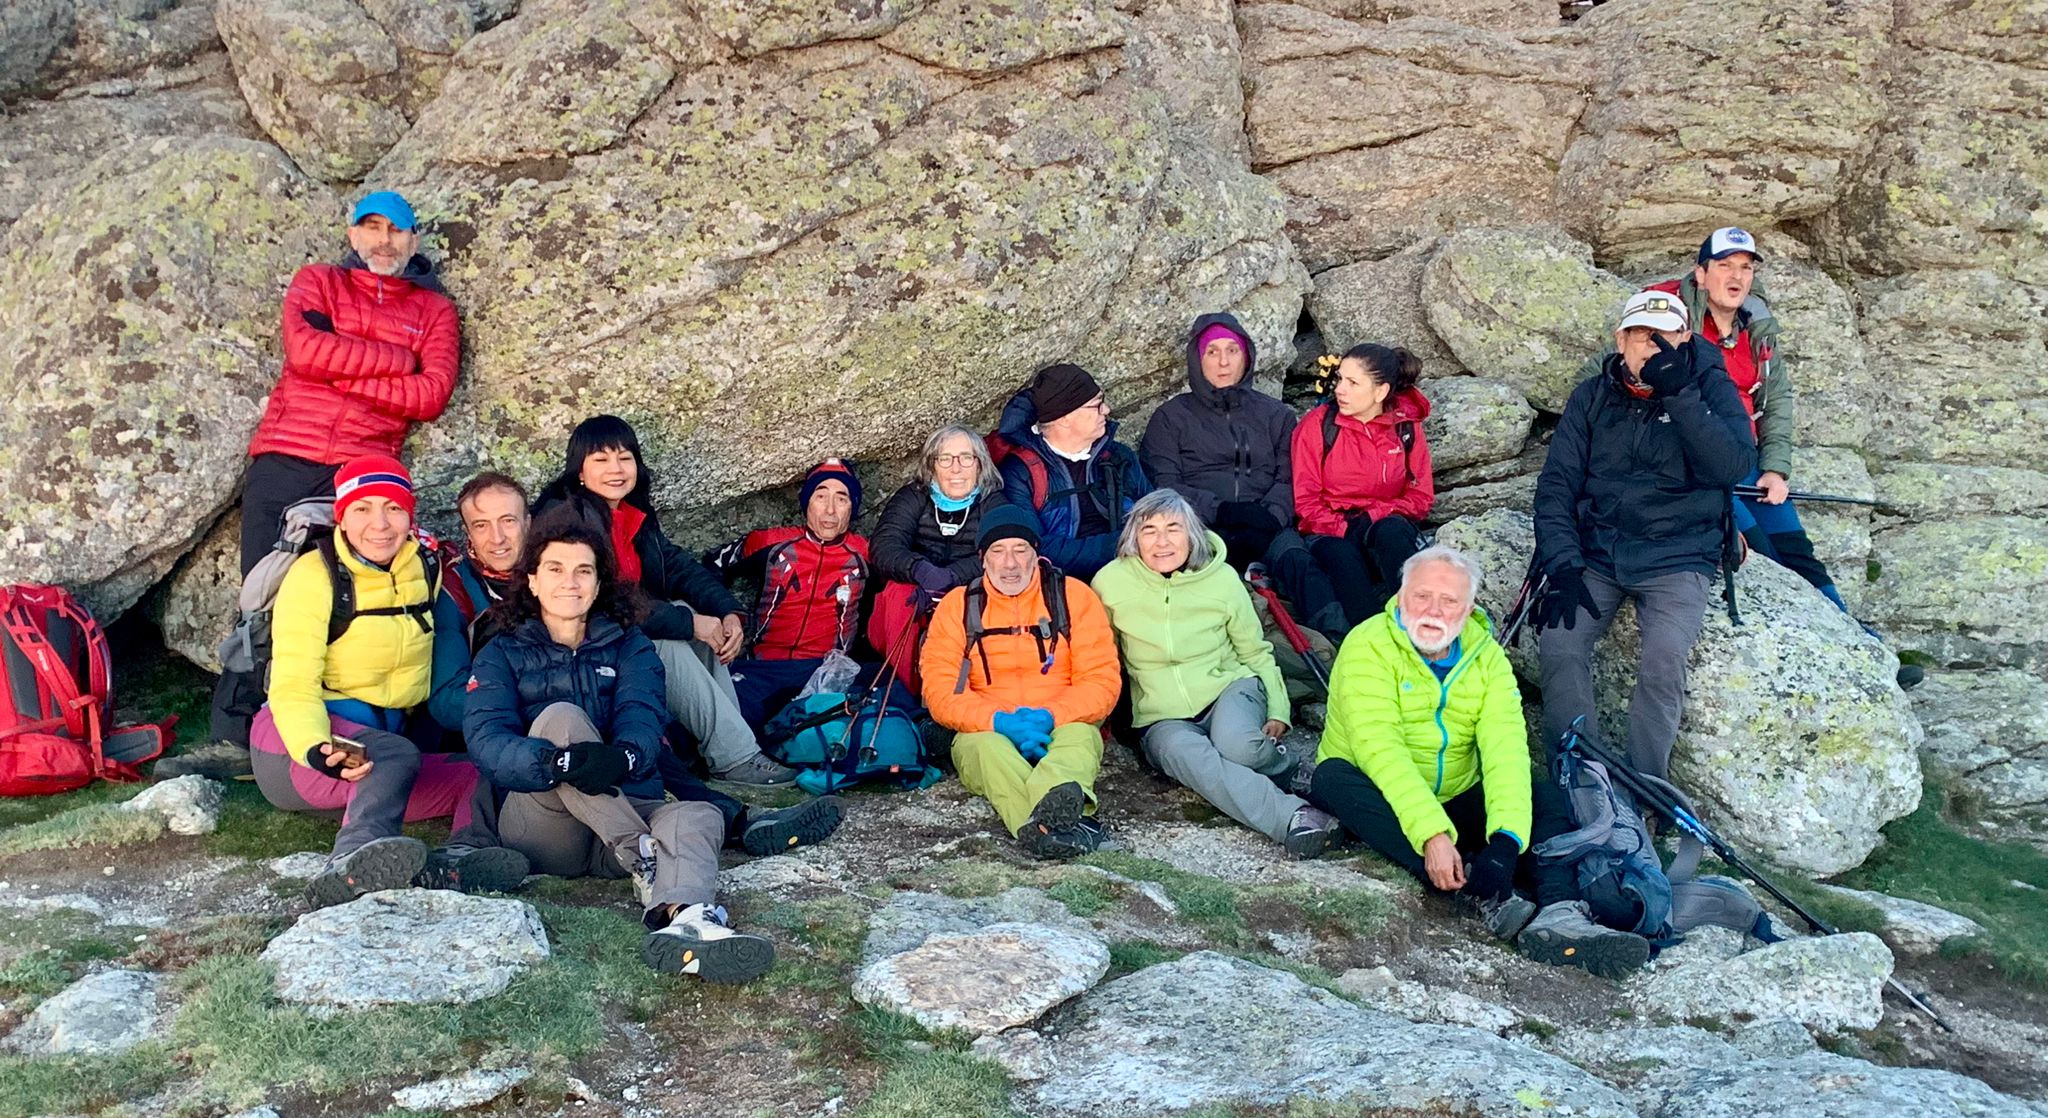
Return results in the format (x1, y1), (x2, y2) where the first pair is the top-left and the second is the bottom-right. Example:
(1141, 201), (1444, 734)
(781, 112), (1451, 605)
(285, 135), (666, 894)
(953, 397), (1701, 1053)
(1533, 566), (1602, 632)
(1343, 512), (1374, 552)
(551, 741), (632, 795)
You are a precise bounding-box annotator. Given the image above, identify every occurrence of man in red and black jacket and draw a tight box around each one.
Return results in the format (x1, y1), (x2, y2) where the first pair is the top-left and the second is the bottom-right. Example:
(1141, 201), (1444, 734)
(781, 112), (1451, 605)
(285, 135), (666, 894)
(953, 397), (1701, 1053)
(187, 191), (462, 768)
(709, 460), (873, 729)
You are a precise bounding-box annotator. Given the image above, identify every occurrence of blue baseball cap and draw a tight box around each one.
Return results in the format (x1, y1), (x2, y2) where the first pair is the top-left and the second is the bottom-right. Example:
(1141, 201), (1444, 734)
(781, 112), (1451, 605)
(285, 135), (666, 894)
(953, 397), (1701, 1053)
(1697, 226), (1762, 264)
(350, 190), (417, 231)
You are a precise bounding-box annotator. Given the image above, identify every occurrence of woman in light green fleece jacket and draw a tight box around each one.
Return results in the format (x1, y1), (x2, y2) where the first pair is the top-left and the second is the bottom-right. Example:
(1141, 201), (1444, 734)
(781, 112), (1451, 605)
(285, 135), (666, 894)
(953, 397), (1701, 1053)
(1093, 490), (1341, 859)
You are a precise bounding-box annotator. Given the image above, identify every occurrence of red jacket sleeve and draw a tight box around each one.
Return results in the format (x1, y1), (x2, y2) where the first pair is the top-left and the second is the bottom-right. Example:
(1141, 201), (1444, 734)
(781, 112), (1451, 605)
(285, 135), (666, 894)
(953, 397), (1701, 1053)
(282, 268), (418, 382)
(1361, 421), (1435, 522)
(330, 298), (461, 421)
(1291, 410), (1348, 537)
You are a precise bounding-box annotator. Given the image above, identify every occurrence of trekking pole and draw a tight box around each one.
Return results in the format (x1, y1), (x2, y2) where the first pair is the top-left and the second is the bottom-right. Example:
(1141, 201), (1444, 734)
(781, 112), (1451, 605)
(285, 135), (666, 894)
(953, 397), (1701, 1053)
(1555, 719), (1956, 1032)
(1497, 570), (1549, 649)
(1732, 485), (1896, 512)
(1245, 563), (1331, 693)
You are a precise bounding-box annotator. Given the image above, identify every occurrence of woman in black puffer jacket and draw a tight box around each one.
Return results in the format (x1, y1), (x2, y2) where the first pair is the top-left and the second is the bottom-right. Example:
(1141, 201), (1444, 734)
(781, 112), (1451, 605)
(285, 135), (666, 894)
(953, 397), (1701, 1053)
(867, 423), (1008, 692)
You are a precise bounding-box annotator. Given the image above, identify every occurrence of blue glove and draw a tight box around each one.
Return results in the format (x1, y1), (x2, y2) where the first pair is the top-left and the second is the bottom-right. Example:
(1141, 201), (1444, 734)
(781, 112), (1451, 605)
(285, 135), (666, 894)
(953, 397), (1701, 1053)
(1015, 707), (1055, 736)
(992, 710), (1052, 761)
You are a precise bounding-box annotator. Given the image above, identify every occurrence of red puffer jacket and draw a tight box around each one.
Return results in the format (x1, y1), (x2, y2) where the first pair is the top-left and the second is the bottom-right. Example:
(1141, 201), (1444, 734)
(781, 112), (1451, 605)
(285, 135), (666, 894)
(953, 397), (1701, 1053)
(710, 528), (871, 661)
(247, 258), (460, 464)
(1290, 390), (1435, 537)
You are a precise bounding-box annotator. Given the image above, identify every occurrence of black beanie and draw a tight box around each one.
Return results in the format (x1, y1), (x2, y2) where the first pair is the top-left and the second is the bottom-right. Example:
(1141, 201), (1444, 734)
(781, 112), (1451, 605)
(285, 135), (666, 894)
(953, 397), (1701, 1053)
(976, 504), (1041, 553)
(1027, 362), (1102, 425)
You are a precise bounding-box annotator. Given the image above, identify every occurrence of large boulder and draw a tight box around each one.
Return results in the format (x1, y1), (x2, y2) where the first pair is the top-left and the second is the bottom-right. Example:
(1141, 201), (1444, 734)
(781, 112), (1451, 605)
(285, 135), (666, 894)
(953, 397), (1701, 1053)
(0, 0), (80, 99)
(1306, 245), (1469, 378)
(1816, 885), (1985, 956)
(1027, 951), (1635, 1117)
(1910, 669), (2048, 839)
(1858, 270), (2048, 471)
(1420, 376), (1536, 473)
(1556, 0), (1891, 257)
(214, 0), (488, 182)
(367, 0), (1307, 519)
(1633, 933), (1894, 1033)
(1826, 0), (2048, 284)
(150, 510), (239, 672)
(0, 137), (337, 617)
(1421, 226), (1632, 414)
(1865, 516), (2048, 671)
(1435, 509), (1924, 876)
(261, 889), (550, 1010)
(40, 0), (225, 94)
(1763, 259), (1877, 452)
(1239, 2), (1588, 270)
(851, 921), (1110, 1037)
(1, 969), (165, 1056)
(1874, 462), (2048, 522)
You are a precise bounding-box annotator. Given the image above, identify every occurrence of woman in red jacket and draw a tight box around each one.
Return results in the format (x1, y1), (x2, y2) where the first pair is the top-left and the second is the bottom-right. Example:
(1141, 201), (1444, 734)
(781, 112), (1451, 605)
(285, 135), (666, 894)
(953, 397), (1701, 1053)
(1290, 344), (1435, 632)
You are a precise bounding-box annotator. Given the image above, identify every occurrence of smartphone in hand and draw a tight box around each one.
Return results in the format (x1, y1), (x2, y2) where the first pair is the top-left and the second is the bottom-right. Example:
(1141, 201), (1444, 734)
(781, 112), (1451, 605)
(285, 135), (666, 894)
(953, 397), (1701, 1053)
(328, 735), (369, 763)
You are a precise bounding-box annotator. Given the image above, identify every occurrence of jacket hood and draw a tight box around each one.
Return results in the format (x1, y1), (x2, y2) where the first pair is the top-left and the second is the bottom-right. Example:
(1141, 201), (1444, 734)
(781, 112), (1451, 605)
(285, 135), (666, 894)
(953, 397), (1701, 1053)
(1184, 313), (1259, 405)
(997, 388), (1122, 455)
(341, 248), (446, 295)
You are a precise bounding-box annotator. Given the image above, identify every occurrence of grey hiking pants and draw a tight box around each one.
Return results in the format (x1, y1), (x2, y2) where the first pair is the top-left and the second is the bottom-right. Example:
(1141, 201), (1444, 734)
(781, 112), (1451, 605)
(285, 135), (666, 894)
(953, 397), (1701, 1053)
(655, 637), (761, 772)
(1139, 677), (1305, 843)
(496, 703), (722, 916)
(1536, 568), (1711, 781)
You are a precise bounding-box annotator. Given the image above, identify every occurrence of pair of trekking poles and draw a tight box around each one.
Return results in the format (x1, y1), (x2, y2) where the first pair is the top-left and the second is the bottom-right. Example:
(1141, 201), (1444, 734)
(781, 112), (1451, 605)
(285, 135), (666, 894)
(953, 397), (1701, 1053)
(1245, 564), (1953, 1031)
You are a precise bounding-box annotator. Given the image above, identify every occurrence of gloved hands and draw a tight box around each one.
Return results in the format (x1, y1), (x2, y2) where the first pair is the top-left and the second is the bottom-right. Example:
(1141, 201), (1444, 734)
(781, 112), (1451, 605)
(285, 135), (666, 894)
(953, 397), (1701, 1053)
(992, 708), (1054, 762)
(911, 560), (955, 599)
(1343, 511), (1374, 552)
(313, 743), (354, 779)
(1640, 334), (1694, 398)
(1464, 833), (1521, 901)
(1532, 565), (1602, 632)
(550, 740), (633, 795)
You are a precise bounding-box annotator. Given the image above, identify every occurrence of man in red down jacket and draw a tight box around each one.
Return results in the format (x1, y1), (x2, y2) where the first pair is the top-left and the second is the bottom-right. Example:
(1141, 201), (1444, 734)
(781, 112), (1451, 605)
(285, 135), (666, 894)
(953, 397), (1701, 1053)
(708, 460), (873, 730)
(238, 190), (460, 572)
(185, 191), (461, 770)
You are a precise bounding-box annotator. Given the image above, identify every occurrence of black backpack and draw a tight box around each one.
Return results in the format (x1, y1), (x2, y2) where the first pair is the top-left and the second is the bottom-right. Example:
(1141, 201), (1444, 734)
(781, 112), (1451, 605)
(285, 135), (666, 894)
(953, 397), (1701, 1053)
(952, 558), (1072, 694)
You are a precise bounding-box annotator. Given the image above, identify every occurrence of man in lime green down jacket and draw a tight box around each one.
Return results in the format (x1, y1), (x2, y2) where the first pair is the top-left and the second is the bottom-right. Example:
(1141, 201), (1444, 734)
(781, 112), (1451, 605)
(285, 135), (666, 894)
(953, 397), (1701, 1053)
(1309, 544), (1652, 979)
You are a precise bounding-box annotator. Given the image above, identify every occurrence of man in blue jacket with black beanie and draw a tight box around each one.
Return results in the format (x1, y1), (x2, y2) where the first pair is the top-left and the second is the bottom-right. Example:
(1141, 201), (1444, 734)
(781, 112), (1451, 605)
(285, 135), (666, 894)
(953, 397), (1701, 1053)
(1532, 289), (1756, 782)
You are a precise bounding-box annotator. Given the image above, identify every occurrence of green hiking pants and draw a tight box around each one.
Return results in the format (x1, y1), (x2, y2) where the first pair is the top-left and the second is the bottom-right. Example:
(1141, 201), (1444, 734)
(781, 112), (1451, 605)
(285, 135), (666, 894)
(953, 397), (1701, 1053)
(953, 723), (1102, 836)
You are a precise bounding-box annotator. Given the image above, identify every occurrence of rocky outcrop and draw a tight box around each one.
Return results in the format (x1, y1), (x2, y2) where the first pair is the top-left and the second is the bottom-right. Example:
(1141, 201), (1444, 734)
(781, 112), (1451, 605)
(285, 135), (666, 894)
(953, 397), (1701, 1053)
(1239, 2), (1588, 270)
(1865, 516), (2048, 672)
(851, 920), (1110, 1036)
(1818, 885), (1985, 956)
(1634, 932), (1894, 1033)
(0, 137), (336, 616)
(1435, 509), (1923, 876)
(1028, 951), (1635, 1116)
(1911, 670), (2048, 836)
(1419, 375), (1536, 473)
(1858, 270), (2048, 473)
(150, 510), (239, 673)
(261, 889), (550, 1010)
(1, 969), (165, 1056)
(1307, 246), (1469, 378)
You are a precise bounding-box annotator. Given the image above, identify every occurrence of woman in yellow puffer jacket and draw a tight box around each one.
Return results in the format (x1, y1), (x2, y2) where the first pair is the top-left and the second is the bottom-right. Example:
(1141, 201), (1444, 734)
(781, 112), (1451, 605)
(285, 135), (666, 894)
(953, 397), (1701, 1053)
(250, 455), (526, 908)
(1092, 490), (1340, 859)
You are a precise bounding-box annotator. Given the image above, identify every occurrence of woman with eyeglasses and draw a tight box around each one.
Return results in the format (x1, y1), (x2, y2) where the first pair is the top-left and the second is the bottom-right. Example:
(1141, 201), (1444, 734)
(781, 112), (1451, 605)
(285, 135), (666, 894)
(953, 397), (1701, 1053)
(867, 424), (1010, 691)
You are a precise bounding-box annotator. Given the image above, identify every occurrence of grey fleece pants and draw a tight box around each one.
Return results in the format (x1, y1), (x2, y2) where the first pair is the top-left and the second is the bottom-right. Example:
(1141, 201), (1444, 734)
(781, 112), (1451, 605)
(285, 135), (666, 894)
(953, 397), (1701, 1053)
(655, 637), (762, 772)
(496, 702), (723, 914)
(1139, 677), (1305, 843)
(1536, 568), (1711, 781)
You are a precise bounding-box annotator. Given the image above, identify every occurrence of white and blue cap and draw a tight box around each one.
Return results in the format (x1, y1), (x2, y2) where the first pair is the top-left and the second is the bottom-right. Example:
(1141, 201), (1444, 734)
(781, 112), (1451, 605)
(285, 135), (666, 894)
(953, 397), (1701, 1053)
(1619, 288), (1689, 333)
(350, 190), (417, 231)
(1697, 226), (1762, 264)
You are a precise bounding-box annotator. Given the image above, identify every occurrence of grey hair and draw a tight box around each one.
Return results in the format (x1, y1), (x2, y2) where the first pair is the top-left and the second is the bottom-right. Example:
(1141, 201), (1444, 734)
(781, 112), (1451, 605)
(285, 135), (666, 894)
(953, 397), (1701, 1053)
(916, 424), (1002, 492)
(1400, 544), (1483, 602)
(1117, 489), (1216, 571)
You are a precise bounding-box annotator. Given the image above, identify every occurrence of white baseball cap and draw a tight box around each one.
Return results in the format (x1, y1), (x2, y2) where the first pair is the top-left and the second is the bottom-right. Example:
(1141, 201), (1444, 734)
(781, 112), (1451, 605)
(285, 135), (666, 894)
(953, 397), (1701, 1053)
(1618, 289), (1689, 332)
(1698, 226), (1762, 263)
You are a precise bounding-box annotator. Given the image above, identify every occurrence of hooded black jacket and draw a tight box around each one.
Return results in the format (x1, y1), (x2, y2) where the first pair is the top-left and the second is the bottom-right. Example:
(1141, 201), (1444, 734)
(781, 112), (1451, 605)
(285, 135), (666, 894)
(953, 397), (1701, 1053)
(1138, 313), (1297, 527)
(869, 482), (1008, 587)
(1533, 338), (1757, 584)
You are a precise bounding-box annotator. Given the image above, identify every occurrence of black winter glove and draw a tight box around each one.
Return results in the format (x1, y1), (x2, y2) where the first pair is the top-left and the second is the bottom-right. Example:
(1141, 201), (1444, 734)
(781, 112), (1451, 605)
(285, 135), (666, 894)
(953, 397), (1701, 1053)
(1532, 566), (1603, 632)
(312, 744), (352, 779)
(1639, 334), (1694, 398)
(1238, 502), (1284, 538)
(551, 740), (633, 795)
(1464, 833), (1521, 901)
(1343, 512), (1374, 552)
(1214, 500), (1252, 530)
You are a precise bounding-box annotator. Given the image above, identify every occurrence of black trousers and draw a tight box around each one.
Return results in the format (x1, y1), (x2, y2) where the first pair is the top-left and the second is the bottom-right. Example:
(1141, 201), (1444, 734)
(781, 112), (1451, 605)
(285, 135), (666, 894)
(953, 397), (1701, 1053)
(1309, 756), (1578, 907)
(1307, 515), (1423, 628)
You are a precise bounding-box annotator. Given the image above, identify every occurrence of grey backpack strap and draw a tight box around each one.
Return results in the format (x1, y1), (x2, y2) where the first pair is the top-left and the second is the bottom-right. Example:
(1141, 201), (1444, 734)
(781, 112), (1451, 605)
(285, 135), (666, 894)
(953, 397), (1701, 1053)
(1632, 770), (1704, 883)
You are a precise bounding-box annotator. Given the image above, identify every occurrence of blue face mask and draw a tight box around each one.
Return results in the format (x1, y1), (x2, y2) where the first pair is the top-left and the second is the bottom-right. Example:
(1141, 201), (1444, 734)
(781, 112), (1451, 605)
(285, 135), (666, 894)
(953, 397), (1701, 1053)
(931, 483), (978, 513)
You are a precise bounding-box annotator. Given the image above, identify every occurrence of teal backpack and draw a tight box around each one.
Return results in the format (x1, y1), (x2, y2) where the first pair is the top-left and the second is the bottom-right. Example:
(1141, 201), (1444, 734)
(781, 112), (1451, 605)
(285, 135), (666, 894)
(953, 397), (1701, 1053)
(763, 693), (942, 796)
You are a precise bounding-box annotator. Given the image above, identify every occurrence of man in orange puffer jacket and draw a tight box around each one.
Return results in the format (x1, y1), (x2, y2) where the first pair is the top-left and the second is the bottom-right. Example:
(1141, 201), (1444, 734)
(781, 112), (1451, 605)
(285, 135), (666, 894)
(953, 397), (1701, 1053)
(921, 506), (1122, 860)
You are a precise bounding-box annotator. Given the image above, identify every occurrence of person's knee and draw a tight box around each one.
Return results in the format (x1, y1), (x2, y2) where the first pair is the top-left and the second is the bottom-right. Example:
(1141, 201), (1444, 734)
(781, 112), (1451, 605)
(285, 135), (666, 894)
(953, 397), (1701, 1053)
(657, 800), (726, 843)
(1142, 724), (1207, 773)
(1307, 756), (1358, 802)
(529, 701), (599, 745)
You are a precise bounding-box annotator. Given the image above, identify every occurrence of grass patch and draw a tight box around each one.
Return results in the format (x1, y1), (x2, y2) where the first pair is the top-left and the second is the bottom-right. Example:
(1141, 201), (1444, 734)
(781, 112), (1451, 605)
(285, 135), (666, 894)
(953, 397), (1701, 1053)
(1833, 781), (2048, 986)
(915, 860), (1037, 899)
(1105, 939), (1185, 978)
(0, 781), (147, 833)
(1044, 875), (1120, 918)
(128, 914), (287, 972)
(0, 1041), (181, 1118)
(0, 801), (167, 859)
(1256, 883), (1391, 939)
(1232, 952), (1349, 998)
(1079, 852), (1244, 941)
(200, 783), (342, 861)
(849, 1050), (1018, 1118)
(0, 909), (136, 1004)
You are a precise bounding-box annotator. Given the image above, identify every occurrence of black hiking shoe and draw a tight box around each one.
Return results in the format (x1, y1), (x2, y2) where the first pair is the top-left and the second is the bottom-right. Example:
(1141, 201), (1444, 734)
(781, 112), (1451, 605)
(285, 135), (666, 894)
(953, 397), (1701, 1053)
(1516, 901), (1652, 979)
(305, 836), (429, 909)
(1017, 782), (1087, 860)
(414, 844), (530, 894)
(1282, 805), (1340, 861)
(642, 903), (776, 983)
(153, 741), (253, 781)
(1473, 892), (1538, 940)
(741, 796), (844, 857)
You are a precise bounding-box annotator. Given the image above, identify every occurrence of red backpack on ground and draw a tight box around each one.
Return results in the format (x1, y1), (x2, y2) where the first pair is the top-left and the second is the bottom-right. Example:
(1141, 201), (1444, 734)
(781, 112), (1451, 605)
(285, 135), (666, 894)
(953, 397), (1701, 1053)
(0, 584), (173, 797)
